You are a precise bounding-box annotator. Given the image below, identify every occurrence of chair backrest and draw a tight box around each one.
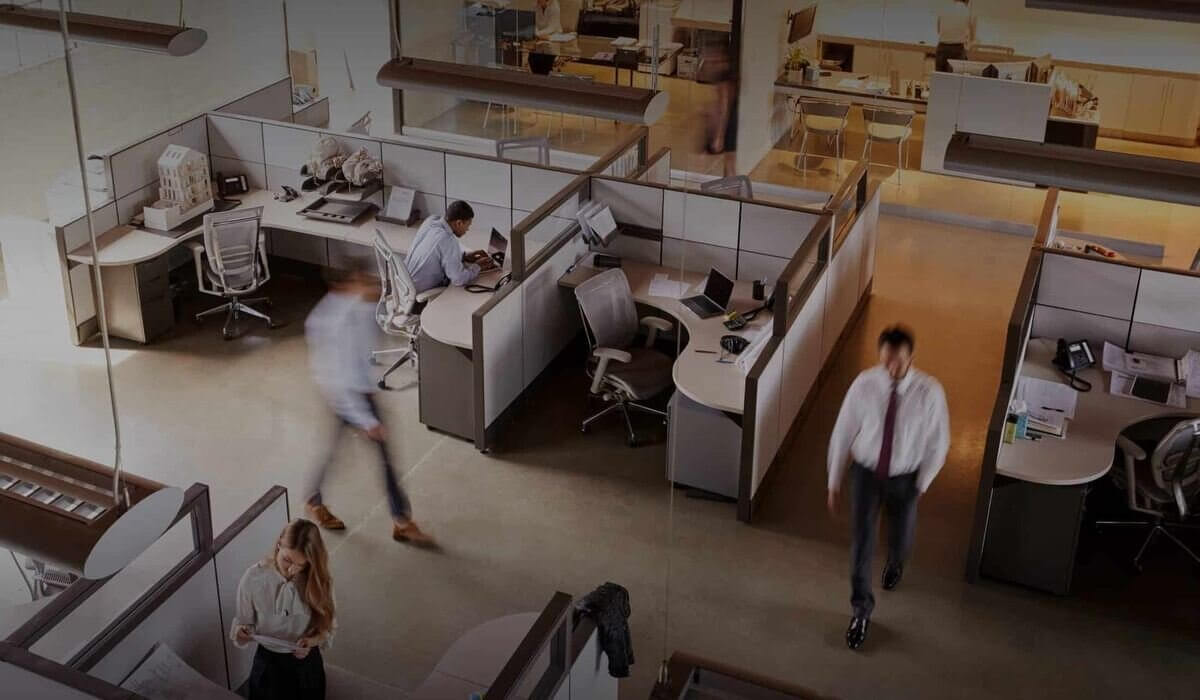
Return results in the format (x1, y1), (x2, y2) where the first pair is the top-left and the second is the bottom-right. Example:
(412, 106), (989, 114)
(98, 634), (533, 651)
(701, 175), (754, 200)
(373, 230), (419, 323)
(1151, 417), (1200, 515)
(799, 98), (850, 121)
(203, 207), (266, 294)
(863, 106), (915, 128)
(574, 268), (638, 352)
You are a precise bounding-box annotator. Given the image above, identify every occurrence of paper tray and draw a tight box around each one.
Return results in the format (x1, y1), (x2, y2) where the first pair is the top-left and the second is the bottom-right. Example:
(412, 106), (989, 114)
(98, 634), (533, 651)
(297, 196), (376, 224)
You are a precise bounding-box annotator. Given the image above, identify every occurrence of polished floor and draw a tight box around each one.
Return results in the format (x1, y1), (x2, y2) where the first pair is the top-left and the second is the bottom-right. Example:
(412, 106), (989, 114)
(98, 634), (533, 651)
(3, 212), (1199, 698)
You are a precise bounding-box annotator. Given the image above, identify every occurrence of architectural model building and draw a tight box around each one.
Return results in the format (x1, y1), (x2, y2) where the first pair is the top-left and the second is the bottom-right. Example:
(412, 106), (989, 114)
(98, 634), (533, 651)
(143, 144), (213, 231)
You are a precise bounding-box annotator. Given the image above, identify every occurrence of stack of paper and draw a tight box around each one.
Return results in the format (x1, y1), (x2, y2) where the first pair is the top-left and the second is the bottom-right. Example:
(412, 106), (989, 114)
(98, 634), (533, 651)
(1102, 342), (1180, 382)
(648, 273), (689, 299)
(1016, 376), (1078, 419)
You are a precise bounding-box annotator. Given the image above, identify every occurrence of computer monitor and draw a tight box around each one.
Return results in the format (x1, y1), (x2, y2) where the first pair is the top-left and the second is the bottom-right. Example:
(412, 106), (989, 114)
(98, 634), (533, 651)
(586, 205), (619, 247)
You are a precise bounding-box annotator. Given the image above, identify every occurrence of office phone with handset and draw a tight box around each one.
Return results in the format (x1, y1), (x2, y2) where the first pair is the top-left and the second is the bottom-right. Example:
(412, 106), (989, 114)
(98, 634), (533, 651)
(1053, 338), (1094, 391)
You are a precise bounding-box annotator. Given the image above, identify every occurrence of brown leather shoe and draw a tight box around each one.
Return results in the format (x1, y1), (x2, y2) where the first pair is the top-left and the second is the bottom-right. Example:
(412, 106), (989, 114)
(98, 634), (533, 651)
(306, 503), (345, 531)
(392, 520), (434, 547)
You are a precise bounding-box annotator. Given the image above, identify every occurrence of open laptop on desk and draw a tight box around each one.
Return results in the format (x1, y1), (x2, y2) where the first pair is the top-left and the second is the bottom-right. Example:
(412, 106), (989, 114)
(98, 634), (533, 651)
(489, 228), (509, 268)
(681, 268), (734, 319)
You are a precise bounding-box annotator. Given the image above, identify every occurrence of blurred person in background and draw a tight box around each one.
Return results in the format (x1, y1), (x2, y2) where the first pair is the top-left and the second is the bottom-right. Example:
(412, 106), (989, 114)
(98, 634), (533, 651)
(303, 260), (433, 547)
(697, 36), (738, 176)
(827, 325), (949, 651)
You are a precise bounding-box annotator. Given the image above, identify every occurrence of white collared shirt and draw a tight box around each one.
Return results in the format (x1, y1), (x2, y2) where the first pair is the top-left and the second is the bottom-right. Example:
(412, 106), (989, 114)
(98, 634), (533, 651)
(827, 365), (950, 493)
(231, 562), (336, 654)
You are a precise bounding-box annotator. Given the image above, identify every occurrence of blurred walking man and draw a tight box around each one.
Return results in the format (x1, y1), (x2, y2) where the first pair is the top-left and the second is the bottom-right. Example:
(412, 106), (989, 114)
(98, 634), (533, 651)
(827, 326), (949, 650)
(304, 261), (433, 546)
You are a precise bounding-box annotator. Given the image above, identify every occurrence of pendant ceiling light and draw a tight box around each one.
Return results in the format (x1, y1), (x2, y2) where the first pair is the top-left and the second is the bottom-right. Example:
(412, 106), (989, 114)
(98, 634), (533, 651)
(944, 132), (1200, 207)
(377, 57), (670, 126)
(0, 3), (207, 56)
(1026, 0), (1200, 23)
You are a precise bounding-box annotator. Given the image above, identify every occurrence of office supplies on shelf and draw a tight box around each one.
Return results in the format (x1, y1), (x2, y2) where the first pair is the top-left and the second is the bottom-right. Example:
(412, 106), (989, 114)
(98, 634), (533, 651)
(648, 273), (689, 299)
(1102, 342), (1180, 382)
(1016, 376), (1078, 419)
(379, 185), (417, 225)
(1110, 371), (1186, 407)
(297, 196), (375, 224)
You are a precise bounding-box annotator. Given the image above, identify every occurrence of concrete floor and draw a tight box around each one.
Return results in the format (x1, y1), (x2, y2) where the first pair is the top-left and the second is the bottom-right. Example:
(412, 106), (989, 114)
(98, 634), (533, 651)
(3, 211), (1200, 697)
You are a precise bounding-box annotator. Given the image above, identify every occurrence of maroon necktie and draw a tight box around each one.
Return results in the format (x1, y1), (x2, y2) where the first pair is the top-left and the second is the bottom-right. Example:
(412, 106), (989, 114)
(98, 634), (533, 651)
(876, 383), (899, 480)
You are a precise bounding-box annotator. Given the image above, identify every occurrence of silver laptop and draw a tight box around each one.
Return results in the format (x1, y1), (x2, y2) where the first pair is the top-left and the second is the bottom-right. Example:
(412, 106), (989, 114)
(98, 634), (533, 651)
(681, 268), (734, 319)
(489, 228), (509, 267)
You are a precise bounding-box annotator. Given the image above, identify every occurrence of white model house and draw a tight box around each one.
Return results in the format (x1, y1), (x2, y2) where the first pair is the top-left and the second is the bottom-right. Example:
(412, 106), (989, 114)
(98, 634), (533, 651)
(143, 145), (213, 231)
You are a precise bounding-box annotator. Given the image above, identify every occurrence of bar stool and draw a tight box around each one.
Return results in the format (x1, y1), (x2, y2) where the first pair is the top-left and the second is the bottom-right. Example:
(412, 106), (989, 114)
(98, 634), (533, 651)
(793, 98), (851, 175)
(861, 106), (916, 184)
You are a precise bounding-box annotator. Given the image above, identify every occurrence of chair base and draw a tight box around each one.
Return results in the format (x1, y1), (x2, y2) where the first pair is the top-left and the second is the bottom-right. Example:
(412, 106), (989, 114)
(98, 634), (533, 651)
(1095, 519), (1200, 571)
(196, 296), (273, 340)
(581, 398), (667, 447)
(372, 348), (414, 390)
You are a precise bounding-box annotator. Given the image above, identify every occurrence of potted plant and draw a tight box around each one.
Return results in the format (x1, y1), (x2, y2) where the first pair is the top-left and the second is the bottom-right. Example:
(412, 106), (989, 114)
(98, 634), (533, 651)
(785, 46), (811, 82)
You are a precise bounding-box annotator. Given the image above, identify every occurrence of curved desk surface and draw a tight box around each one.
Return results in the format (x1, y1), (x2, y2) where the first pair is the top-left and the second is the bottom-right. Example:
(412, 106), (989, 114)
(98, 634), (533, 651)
(997, 338), (1200, 486)
(66, 189), (422, 266)
(559, 256), (772, 415)
(420, 269), (510, 350)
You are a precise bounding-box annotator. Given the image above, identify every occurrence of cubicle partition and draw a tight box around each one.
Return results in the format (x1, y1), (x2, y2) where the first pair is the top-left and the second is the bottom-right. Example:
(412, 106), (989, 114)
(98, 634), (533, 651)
(967, 185), (1200, 588)
(739, 164), (880, 521)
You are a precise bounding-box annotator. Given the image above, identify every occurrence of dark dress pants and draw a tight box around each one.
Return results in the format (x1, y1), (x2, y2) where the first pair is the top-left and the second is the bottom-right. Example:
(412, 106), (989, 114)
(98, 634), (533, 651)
(249, 645), (325, 700)
(850, 462), (919, 618)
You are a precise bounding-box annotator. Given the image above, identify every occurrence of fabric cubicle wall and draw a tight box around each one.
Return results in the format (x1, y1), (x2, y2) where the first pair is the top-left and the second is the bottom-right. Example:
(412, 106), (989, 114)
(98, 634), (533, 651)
(739, 164), (881, 522)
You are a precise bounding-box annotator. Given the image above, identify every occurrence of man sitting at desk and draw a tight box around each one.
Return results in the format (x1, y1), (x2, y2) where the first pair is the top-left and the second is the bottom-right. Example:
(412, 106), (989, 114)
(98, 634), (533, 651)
(406, 200), (496, 294)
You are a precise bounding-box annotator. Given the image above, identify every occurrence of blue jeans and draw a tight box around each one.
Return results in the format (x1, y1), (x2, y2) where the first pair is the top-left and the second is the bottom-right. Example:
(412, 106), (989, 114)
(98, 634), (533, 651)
(850, 463), (919, 618)
(307, 395), (411, 521)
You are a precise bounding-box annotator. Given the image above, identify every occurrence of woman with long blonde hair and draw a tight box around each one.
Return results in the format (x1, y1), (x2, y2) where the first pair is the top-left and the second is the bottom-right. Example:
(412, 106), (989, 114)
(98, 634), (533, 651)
(232, 519), (335, 699)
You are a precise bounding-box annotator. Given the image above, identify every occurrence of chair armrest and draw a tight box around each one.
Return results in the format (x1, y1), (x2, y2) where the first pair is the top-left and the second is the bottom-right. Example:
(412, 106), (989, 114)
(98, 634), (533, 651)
(1117, 435), (1160, 517)
(590, 347), (631, 394)
(416, 286), (447, 304)
(185, 240), (212, 293)
(639, 316), (672, 347)
(1116, 435), (1146, 462)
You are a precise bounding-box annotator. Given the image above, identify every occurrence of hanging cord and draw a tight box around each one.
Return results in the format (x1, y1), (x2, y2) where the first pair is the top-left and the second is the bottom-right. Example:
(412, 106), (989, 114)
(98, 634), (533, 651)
(178, 0), (184, 27)
(57, 2), (126, 508)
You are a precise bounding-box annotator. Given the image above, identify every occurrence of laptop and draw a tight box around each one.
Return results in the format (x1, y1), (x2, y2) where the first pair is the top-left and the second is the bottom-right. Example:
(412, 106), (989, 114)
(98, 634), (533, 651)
(489, 228), (509, 267)
(681, 268), (734, 319)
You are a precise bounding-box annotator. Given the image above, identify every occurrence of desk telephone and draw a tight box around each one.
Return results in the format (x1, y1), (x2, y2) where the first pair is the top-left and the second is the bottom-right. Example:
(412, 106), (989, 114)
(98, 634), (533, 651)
(1053, 338), (1094, 391)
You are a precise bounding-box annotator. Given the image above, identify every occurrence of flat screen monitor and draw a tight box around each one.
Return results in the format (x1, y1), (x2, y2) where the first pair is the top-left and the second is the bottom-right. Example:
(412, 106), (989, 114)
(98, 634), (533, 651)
(703, 268), (735, 309)
(586, 206), (619, 246)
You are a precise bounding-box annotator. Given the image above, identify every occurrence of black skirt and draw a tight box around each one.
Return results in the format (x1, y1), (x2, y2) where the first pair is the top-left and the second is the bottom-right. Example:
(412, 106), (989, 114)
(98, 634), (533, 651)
(249, 645), (325, 700)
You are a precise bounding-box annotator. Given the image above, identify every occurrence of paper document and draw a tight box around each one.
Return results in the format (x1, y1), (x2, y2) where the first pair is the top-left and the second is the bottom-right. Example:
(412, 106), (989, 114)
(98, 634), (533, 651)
(121, 643), (237, 699)
(252, 634), (301, 652)
(1110, 371), (1187, 408)
(837, 78), (865, 89)
(1184, 350), (1200, 399)
(648, 273), (689, 299)
(611, 37), (636, 46)
(549, 32), (577, 42)
(1102, 342), (1179, 382)
(1016, 376), (1078, 420)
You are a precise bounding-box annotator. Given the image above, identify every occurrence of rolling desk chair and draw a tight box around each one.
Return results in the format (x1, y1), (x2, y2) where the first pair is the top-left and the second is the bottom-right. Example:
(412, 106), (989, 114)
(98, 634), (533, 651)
(1097, 415), (1200, 571)
(574, 268), (673, 447)
(371, 230), (445, 390)
(861, 106), (916, 184)
(192, 206), (273, 340)
(792, 98), (851, 175)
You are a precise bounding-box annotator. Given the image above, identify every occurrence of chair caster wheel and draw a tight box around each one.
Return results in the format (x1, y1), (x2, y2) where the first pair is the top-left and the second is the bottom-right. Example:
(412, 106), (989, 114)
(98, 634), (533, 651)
(377, 381), (389, 390)
(581, 426), (589, 434)
(627, 438), (638, 448)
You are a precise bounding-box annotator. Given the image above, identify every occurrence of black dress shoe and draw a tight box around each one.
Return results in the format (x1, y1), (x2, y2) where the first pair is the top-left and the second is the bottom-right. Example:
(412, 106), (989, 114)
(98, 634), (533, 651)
(846, 616), (869, 650)
(883, 563), (904, 591)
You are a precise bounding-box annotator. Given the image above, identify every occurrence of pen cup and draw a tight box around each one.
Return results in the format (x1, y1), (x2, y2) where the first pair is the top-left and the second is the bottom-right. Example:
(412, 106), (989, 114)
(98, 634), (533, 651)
(752, 279), (765, 301)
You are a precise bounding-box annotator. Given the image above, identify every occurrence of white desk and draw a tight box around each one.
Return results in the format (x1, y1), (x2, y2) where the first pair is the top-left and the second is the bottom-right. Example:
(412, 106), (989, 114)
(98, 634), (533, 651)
(559, 256), (771, 415)
(420, 269), (510, 350)
(998, 338), (1200, 486)
(67, 189), (421, 267)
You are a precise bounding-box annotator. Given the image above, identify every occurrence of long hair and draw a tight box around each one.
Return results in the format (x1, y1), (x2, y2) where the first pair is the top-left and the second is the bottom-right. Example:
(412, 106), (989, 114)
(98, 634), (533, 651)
(268, 519), (335, 638)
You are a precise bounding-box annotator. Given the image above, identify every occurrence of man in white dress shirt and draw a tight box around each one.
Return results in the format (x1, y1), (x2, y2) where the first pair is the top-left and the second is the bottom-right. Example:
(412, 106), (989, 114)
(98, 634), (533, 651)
(405, 200), (495, 295)
(535, 0), (563, 39)
(827, 326), (950, 650)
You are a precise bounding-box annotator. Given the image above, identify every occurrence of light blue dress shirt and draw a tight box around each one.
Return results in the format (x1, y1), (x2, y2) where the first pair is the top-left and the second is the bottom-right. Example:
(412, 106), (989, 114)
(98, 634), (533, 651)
(405, 216), (480, 293)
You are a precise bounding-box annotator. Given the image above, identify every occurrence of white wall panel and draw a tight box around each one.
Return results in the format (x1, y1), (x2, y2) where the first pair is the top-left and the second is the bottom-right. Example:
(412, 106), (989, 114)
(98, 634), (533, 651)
(522, 242), (582, 383)
(216, 77), (293, 122)
(663, 191), (740, 249)
(483, 290), (525, 425)
(1038, 253), (1140, 320)
(822, 230), (862, 362)
(739, 202), (819, 258)
(1030, 305), (1130, 351)
(383, 143), (447, 194)
(782, 271), (827, 429)
(591, 179), (664, 230)
(1133, 270), (1200, 333)
(751, 346), (784, 497)
(737, 250), (790, 284)
(662, 238), (738, 278)
(110, 116), (208, 200)
(116, 183), (159, 226)
(512, 166), (578, 214)
(207, 115), (266, 163)
(446, 155), (512, 209)
(263, 124), (319, 169)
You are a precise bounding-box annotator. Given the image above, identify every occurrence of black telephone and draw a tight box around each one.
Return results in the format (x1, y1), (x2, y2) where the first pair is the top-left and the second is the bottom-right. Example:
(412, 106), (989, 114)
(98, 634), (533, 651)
(720, 335), (750, 355)
(1053, 338), (1094, 391)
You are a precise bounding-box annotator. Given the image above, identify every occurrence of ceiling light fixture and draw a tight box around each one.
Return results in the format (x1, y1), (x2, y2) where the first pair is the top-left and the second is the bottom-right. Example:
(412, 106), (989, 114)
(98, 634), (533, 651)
(0, 3), (207, 56)
(944, 132), (1200, 207)
(1025, 0), (1200, 23)
(377, 57), (670, 126)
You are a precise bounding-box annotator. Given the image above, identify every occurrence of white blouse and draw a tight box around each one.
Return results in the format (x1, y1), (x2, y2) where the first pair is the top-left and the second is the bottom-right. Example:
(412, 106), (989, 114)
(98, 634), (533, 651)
(231, 562), (336, 654)
(938, 2), (972, 44)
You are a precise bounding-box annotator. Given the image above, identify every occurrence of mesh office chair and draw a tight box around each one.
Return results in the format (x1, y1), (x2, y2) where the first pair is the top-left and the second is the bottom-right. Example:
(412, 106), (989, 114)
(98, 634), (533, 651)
(371, 230), (445, 390)
(193, 206), (273, 340)
(574, 269), (673, 446)
(861, 107), (916, 184)
(792, 98), (851, 175)
(1097, 415), (1200, 571)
